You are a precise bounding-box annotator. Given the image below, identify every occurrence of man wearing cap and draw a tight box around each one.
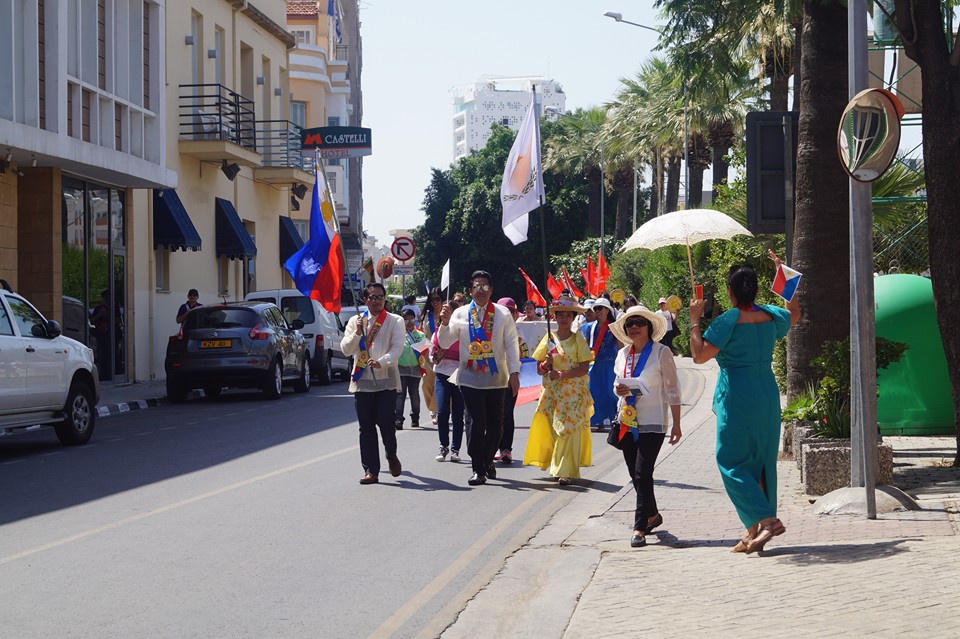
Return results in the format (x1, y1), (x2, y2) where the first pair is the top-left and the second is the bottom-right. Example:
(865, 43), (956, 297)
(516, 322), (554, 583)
(657, 297), (678, 352)
(438, 271), (521, 486)
(341, 282), (406, 485)
(395, 307), (427, 429)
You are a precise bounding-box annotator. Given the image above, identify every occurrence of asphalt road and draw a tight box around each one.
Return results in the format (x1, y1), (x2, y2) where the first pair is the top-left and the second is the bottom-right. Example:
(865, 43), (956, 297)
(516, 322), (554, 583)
(0, 370), (696, 638)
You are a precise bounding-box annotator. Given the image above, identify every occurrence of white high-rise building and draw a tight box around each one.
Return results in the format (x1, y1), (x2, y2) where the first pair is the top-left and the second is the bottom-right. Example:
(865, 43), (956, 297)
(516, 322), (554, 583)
(452, 76), (565, 161)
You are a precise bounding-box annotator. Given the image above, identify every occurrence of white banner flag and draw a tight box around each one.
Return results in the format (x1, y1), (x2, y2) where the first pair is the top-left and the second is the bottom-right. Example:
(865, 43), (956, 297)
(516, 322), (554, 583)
(500, 94), (545, 245)
(440, 258), (450, 294)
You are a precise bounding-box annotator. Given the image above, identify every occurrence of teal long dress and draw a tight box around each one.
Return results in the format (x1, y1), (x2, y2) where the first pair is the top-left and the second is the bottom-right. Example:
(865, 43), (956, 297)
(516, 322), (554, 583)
(703, 305), (790, 528)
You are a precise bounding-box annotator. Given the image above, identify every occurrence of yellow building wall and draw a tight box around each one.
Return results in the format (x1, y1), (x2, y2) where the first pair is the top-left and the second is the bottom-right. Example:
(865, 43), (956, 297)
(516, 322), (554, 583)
(0, 169), (17, 288)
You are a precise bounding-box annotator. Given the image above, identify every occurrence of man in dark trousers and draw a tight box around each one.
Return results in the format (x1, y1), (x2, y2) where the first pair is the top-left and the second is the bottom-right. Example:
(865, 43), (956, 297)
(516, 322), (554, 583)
(438, 271), (521, 486)
(340, 282), (406, 485)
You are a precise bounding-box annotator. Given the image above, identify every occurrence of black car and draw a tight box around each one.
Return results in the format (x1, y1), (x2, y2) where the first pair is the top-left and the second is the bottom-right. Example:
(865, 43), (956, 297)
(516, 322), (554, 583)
(165, 301), (310, 402)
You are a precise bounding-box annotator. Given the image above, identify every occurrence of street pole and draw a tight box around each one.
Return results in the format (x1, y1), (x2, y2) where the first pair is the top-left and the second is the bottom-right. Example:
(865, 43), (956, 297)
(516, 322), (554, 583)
(599, 150), (605, 259)
(848, 0), (877, 519)
(683, 82), (689, 210)
(632, 159), (638, 233)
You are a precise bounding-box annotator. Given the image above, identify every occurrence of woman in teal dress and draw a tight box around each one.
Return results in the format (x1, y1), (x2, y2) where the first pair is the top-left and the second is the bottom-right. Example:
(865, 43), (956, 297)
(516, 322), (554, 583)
(689, 250), (801, 554)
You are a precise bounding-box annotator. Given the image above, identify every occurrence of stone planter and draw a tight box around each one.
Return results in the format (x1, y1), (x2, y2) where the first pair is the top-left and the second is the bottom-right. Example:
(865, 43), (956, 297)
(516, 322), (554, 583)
(791, 421), (817, 468)
(801, 438), (894, 496)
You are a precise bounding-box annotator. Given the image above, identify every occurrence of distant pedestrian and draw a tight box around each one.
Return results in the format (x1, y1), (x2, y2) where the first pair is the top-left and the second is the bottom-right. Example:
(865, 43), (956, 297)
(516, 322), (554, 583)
(400, 294), (421, 322)
(432, 297), (465, 462)
(495, 297), (521, 464)
(395, 308), (426, 429)
(340, 282), (406, 485)
(689, 250), (801, 553)
(420, 288), (443, 424)
(610, 305), (682, 548)
(517, 299), (539, 323)
(523, 294), (594, 485)
(176, 288), (202, 324)
(581, 297), (619, 431)
(657, 297), (678, 352)
(438, 270), (521, 486)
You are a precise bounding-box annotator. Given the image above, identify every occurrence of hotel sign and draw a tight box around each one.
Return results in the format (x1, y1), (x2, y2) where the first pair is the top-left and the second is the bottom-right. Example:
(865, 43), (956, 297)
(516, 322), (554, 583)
(300, 126), (372, 158)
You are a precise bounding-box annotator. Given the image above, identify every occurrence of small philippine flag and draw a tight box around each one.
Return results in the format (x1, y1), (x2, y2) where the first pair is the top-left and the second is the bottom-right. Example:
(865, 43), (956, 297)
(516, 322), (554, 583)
(771, 264), (802, 302)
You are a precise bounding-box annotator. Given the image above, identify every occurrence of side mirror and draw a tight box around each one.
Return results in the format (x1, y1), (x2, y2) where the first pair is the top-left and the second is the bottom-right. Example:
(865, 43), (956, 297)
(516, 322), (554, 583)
(45, 320), (63, 338)
(291, 318), (305, 330)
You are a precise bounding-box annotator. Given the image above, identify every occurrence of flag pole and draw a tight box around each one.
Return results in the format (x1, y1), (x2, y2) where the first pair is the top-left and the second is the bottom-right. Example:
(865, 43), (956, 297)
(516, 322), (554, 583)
(531, 87), (552, 348)
(317, 149), (361, 317)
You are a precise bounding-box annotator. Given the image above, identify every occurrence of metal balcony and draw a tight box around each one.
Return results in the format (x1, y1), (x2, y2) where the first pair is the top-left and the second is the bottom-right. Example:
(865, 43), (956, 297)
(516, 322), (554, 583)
(178, 84), (260, 166)
(253, 120), (315, 185)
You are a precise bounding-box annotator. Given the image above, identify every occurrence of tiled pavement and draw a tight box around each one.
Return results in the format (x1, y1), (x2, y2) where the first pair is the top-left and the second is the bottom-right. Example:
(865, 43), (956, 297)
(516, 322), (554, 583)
(445, 358), (960, 638)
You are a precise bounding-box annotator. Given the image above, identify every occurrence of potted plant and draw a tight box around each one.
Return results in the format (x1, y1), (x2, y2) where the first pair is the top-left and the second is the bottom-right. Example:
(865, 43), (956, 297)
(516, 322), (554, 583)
(797, 337), (907, 496)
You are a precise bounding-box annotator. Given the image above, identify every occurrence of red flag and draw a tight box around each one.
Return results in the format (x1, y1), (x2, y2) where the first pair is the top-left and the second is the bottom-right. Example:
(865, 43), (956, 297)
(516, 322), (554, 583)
(580, 268), (593, 296)
(596, 252), (610, 294)
(518, 267), (547, 307)
(586, 255), (598, 295)
(546, 272), (563, 299)
(560, 267), (584, 298)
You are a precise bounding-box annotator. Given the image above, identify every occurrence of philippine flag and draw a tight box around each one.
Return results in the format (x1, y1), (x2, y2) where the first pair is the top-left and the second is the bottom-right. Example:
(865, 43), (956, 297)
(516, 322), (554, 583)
(284, 170), (344, 312)
(771, 263), (802, 302)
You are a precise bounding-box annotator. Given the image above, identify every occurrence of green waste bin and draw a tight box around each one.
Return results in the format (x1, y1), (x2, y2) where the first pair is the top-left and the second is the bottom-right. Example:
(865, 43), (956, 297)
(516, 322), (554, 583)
(875, 274), (954, 435)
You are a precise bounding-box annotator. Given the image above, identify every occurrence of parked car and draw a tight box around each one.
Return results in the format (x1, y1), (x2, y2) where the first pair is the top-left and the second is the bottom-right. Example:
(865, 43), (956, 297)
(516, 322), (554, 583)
(245, 290), (350, 384)
(165, 301), (310, 402)
(0, 281), (100, 445)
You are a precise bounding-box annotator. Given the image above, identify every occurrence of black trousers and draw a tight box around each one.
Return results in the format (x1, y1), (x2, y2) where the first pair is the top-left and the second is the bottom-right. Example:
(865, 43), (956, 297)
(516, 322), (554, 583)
(621, 432), (666, 532)
(356, 389), (398, 475)
(499, 389), (518, 451)
(460, 386), (506, 475)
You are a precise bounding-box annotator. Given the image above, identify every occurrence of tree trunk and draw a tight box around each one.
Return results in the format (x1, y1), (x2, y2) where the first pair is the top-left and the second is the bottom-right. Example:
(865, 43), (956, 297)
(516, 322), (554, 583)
(711, 145), (729, 200)
(708, 119), (734, 200)
(792, 20), (803, 112)
(649, 157), (661, 218)
(687, 132), (711, 208)
(586, 167), (601, 235)
(665, 156), (681, 213)
(766, 44), (791, 111)
(613, 163), (634, 239)
(689, 167), (705, 208)
(787, 1), (850, 398)
(897, 0), (960, 463)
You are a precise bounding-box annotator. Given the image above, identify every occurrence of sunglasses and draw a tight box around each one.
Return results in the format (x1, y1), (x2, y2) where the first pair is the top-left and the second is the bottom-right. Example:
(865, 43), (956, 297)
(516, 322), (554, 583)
(471, 283), (492, 292)
(430, 298), (442, 303)
(624, 319), (648, 329)
(366, 294), (385, 301)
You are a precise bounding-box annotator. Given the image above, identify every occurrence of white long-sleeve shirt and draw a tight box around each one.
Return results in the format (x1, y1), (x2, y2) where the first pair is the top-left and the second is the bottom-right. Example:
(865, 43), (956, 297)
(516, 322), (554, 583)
(340, 311), (405, 393)
(437, 303), (521, 390)
(612, 342), (681, 433)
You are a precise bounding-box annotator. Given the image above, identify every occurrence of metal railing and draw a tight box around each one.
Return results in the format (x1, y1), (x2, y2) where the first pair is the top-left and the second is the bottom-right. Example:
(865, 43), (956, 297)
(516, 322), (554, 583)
(179, 84), (257, 152)
(255, 120), (315, 170)
(334, 44), (349, 61)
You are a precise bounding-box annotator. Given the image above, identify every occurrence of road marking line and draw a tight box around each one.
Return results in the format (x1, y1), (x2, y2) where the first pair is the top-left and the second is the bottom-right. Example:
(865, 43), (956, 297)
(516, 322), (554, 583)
(0, 445), (356, 567)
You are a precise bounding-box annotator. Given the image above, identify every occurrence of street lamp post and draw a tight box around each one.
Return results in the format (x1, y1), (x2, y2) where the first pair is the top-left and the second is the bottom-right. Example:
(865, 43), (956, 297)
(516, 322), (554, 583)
(604, 10), (689, 209)
(545, 106), (605, 258)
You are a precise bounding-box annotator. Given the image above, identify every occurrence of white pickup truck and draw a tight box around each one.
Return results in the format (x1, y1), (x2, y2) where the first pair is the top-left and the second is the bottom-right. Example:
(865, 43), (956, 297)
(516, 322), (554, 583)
(0, 282), (100, 445)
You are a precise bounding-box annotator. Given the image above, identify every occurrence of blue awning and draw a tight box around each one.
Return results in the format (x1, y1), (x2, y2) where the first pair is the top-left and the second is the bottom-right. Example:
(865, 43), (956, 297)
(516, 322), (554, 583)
(279, 216), (304, 263)
(153, 190), (202, 251)
(215, 197), (257, 259)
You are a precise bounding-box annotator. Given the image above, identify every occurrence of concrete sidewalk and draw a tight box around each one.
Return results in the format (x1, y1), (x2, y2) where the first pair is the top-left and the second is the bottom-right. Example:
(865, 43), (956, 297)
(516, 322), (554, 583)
(443, 358), (960, 638)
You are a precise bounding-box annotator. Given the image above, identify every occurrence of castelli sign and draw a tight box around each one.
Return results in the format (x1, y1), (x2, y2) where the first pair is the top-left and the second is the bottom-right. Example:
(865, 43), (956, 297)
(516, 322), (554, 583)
(300, 126), (372, 158)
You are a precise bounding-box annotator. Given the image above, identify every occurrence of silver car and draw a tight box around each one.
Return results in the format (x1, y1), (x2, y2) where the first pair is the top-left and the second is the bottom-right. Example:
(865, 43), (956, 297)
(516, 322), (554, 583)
(165, 301), (310, 402)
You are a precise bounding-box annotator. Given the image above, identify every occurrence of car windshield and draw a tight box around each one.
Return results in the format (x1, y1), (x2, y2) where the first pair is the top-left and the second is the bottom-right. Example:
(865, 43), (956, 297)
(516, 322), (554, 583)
(184, 308), (258, 330)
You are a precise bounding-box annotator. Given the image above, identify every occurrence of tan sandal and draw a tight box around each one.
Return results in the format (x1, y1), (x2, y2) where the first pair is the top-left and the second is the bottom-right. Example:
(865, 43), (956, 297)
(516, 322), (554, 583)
(744, 519), (786, 554)
(731, 531), (755, 553)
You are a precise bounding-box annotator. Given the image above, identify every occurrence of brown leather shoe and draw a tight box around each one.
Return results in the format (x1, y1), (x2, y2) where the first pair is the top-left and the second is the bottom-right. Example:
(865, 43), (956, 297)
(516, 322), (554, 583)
(388, 456), (402, 477)
(359, 473), (379, 485)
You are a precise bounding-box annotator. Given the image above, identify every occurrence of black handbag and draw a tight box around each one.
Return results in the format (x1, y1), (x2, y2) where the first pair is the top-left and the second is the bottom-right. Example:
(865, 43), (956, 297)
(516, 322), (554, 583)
(606, 421), (626, 449)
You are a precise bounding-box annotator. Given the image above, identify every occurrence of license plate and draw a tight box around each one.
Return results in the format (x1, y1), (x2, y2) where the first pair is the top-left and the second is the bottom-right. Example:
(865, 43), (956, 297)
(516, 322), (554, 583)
(200, 339), (231, 349)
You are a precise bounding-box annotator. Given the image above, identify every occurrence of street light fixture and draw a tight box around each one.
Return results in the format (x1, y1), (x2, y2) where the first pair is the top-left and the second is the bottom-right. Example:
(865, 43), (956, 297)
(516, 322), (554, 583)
(545, 105), (606, 258)
(604, 10), (689, 211)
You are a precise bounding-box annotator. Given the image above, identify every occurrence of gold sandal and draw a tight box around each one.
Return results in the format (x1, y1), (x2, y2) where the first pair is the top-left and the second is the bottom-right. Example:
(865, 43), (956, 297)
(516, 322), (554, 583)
(731, 531), (755, 553)
(744, 519), (786, 554)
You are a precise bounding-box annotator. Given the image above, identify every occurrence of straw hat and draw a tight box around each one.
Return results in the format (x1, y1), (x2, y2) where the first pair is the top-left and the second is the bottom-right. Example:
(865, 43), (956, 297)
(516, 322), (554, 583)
(609, 305), (668, 344)
(549, 293), (585, 314)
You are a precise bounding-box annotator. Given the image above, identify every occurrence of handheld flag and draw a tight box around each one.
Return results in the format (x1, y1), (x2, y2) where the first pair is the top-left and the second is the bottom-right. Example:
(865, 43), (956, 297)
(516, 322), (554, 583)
(560, 267), (584, 298)
(595, 251), (610, 294)
(586, 255), (598, 295)
(359, 256), (374, 284)
(284, 170), (344, 312)
(546, 272), (563, 299)
(501, 94), (545, 245)
(771, 263), (802, 302)
(440, 259), (451, 295)
(518, 268), (547, 307)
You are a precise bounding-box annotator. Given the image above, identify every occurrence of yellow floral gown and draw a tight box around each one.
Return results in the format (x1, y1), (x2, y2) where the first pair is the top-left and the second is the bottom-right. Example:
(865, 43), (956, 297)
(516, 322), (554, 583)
(523, 332), (594, 478)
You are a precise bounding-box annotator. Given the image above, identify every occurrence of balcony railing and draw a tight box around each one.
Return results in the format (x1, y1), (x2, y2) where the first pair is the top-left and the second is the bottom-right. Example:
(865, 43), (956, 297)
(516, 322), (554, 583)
(179, 84), (257, 152)
(334, 44), (349, 61)
(255, 120), (312, 170)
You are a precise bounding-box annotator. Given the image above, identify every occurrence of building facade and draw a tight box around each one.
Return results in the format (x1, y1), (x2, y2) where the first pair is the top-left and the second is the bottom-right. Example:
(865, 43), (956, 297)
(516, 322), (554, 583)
(452, 77), (564, 161)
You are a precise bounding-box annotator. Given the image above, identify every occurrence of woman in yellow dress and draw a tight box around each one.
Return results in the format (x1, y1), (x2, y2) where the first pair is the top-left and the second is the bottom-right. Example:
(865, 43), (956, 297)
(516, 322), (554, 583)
(523, 294), (594, 485)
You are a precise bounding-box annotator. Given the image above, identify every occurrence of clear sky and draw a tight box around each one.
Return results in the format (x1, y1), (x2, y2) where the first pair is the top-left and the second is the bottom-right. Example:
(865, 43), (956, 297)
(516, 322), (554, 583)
(357, 0), (664, 246)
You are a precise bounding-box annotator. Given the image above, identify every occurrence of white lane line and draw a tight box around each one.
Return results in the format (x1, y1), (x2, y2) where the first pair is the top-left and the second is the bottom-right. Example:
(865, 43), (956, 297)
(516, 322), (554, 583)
(0, 445), (356, 567)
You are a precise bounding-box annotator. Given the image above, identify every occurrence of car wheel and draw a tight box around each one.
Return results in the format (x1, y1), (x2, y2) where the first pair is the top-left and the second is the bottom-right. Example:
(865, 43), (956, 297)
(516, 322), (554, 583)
(166, 376), (188, 404)
(55, 381), (96, 445)
(262, 358), (283, 400)
(293, 357), (311, 393)
(317, 351), (332, 386)
(204, 385), (222, 399)
(341, 356), (354, 381)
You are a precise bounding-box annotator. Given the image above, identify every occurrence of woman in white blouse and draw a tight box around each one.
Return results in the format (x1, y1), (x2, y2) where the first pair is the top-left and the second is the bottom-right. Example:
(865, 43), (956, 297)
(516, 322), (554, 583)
(610, 305), (682, 548)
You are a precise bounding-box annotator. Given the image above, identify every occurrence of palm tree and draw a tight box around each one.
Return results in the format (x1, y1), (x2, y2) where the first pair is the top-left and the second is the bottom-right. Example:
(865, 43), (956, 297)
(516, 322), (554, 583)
(544, 107), (607, 235)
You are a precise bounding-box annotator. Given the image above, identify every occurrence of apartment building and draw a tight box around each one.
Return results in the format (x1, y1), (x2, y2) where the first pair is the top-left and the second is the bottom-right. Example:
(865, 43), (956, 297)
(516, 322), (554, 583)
(287, 0), (364, 304)
(452, 77), (565, 161)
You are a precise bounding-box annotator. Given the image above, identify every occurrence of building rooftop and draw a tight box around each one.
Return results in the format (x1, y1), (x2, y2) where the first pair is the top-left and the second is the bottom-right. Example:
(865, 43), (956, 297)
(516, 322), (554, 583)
(287, 2), (319, 17)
